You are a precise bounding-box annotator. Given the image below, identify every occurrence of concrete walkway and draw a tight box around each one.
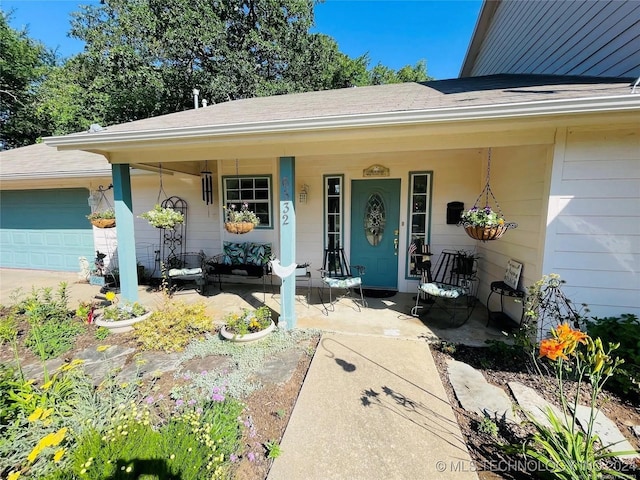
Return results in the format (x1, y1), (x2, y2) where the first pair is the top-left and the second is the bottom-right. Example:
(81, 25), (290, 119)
(267, 332), (477, 480)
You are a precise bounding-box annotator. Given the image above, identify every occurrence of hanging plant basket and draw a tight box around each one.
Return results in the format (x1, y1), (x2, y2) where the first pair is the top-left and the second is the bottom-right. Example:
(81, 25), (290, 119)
(90, 218), (116, 229)
(463, 223), (513, 241)
(458, 148), (517, 242)
(225, 222), (255, 234)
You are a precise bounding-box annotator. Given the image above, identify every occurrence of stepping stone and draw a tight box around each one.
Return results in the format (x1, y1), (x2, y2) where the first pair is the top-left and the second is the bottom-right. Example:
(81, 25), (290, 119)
(250, 348), (302, 386)
(117, 351), (183, 382)
(21, 358), (65, 382)
(508, 381), (564, 429)
(75, 345), (136, 384)
(447, 359), (517, 423)
(573, 404), (639, 459)
(632, 425), (640, 439)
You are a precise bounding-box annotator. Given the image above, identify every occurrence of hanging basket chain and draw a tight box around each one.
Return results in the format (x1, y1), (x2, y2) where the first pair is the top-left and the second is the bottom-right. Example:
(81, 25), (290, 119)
(460, 148), (517, 241)
(470, 148), (505, 217)
(156, 163), (168, 205)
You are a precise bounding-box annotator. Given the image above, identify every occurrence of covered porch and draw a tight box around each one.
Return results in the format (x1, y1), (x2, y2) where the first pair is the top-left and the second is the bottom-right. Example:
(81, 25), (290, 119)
(0, 268), (511, 347)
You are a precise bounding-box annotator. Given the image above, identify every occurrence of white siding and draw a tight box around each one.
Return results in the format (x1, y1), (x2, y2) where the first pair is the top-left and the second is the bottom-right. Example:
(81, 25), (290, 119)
(543, 126), (640, 319)
(468, 0), (640, 78)
(470, 145), (551, 322)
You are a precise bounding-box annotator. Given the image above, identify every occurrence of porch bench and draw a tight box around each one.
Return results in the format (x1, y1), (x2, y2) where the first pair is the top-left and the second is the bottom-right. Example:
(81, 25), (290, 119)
(206, 241), (273, 297)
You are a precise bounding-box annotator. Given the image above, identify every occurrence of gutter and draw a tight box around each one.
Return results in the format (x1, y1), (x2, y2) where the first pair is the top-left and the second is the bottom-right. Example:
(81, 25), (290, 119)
(45, 95), (640, 149)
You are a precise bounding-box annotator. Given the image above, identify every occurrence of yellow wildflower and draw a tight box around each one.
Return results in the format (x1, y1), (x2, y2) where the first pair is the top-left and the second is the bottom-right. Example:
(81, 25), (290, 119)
(8, 471), (21, 480)
(96, 345), (111, 352)
(41, 380), (53, 391)
(28, 407), (44, 422)
(53, 448), (65, 463)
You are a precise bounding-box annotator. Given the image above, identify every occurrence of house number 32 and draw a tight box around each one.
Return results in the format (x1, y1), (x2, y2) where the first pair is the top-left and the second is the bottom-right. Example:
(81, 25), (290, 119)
(281, 201), (292, 225)
(281, 177), (292, 226)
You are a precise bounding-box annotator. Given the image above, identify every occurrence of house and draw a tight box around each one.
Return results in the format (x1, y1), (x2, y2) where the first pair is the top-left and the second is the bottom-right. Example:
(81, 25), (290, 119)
(2, 0), (638, 329)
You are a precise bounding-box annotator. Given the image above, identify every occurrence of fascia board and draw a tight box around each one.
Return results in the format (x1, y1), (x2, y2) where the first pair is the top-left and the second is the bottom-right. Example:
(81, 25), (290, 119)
(44, 95), (640, 149)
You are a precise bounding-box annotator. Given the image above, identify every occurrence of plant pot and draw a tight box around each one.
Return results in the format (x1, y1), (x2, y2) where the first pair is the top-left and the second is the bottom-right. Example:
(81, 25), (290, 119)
(225, 222), (255, 234)
(91, 218), (116, 228)
(94, 310), (152, 333)
(464, 225), (509, 242)
(220, 320), (275, 342)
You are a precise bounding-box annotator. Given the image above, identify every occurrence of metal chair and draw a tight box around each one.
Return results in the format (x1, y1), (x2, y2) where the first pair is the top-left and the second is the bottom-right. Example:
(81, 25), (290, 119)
(319, 247), (366, 313)
(166, 251), (208, 294)
(411, 249), (477, 326)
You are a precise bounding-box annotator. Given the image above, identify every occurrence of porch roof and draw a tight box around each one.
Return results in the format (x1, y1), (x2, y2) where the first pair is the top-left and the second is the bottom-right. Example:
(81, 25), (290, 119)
(44, 74), (638, 151)
(0, 142), (111, 181)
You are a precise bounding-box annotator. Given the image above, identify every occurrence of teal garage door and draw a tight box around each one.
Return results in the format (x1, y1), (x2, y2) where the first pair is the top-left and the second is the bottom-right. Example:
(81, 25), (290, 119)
(0, 189), (95, 271)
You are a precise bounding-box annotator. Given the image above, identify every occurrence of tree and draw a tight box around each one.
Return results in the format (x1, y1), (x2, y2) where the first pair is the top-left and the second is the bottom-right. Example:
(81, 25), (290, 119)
(9, 0), (434, 142)
(0, 11), (54, 149)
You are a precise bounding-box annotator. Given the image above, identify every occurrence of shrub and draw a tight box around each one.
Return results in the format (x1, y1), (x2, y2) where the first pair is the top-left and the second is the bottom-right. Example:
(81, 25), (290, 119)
(17, 283), (85, 361)
(134, 296), (212, 352)
(585, 313), (640, 399)
(25, 319), (84, 360)
(63, 399), (243, 480)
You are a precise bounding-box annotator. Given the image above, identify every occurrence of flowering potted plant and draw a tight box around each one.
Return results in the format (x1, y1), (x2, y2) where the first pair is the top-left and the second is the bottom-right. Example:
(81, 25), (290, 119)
(220, 306), (274, 342)
(94, 291), (150, 333)
(224, 203), (260, 234)
(87, 209), (116, 228)
(459, 206), (516, 241)
(139, 204), (184, 229)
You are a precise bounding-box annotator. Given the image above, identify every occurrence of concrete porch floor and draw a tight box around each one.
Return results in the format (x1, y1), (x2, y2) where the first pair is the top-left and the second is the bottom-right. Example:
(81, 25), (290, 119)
(0, 268), (512, 346)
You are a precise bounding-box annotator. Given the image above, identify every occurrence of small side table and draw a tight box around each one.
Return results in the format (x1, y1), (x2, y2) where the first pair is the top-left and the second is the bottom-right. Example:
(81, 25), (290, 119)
(486, 281), (525, 329)
(295, 263), (312, 306)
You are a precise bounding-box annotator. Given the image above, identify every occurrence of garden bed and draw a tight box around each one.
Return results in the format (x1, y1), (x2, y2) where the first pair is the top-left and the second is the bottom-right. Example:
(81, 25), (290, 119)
(430, 343), (640, 480)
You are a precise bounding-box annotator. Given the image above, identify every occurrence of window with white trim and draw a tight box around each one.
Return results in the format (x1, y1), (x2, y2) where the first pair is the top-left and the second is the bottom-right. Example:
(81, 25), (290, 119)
(223, 176), (272, 227)
(324, 175), (343, 249)
(407, 171), (432, 278)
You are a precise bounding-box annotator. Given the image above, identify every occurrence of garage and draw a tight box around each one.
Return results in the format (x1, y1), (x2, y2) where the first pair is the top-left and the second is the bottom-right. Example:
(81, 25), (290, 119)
(0, 188), (95, 271)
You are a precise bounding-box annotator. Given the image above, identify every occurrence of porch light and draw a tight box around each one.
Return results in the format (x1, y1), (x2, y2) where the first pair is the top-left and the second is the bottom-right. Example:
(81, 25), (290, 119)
(298, 184), (309, 203)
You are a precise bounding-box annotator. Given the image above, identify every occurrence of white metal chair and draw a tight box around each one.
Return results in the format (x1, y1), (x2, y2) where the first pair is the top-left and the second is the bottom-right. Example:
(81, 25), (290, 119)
(319, 247), (366, 313)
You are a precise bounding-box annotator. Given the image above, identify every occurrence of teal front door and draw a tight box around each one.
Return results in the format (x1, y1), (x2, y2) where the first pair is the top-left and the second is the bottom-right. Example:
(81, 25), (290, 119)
(350, 179), (401, 290)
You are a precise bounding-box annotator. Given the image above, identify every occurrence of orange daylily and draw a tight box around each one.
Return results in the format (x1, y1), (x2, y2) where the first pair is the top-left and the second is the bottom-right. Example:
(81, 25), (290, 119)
(552, 323), (588, 355)
(539, 338), (569, 361)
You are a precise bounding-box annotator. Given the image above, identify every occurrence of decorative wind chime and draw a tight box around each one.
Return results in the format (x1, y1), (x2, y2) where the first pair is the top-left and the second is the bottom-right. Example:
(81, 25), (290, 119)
(201, 160), (213, 205)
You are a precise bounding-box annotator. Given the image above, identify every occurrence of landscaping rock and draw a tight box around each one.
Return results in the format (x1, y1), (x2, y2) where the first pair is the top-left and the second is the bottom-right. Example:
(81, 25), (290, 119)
(75, 345), (136, 384)
(447, 359), (517, 423)
(21, 358), (65, 381)
(632, 425), (640, 439)
(250, 348), (303, 386)
(573, 405), (639, 460)
(117, 351), (183, 382)
(508, 381), (564, 429)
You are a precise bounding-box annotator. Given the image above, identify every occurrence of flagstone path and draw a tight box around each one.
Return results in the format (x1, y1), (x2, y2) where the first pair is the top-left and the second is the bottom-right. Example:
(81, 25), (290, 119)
(446, 359), (640, 461)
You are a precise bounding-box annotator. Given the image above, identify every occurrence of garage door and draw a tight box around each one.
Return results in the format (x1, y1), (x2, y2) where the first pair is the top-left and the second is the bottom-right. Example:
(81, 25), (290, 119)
(0, 189), (94, 271)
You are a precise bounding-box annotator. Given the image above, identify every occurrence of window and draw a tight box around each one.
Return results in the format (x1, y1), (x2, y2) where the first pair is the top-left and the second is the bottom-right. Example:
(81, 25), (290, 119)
(223, 176), (272, 227)
(324, 175), (343, 249)
(407, 172), (432, 278)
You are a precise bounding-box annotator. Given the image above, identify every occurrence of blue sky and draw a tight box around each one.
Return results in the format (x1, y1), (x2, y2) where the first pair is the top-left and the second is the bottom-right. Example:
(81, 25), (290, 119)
(3, 0), (483, 80)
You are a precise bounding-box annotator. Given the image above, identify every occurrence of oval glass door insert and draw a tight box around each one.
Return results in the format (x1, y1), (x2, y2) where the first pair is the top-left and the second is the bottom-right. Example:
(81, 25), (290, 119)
(364, 193), (386, 246)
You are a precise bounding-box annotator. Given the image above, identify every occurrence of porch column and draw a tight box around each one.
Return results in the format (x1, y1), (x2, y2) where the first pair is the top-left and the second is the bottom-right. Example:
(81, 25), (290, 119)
(279, 156), (297, 329)
(112, 164), (139, 303)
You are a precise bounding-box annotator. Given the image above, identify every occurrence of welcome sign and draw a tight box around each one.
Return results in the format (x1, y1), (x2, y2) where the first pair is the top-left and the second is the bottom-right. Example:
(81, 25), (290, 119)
(504, 260), (523, 290)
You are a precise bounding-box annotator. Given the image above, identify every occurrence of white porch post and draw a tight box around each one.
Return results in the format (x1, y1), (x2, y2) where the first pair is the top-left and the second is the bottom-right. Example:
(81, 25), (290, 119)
(112, 164), (139, 303)
(279, 157), (297, 329)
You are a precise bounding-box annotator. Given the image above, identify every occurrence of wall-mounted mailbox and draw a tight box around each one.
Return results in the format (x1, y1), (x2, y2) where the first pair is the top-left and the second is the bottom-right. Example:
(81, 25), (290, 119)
(447, 201), (464, 225)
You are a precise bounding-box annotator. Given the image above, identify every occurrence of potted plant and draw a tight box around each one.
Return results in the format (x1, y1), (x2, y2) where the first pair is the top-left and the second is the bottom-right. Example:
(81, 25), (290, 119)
(94, 291), (150, 333)
(139, 204), (185, 229)
(87, 209), (116, 228)
(454, 250), (479, 276)
(220, 305), (274, 342)
(459, 206), (515, 241)
(224, 203), (260, 234)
